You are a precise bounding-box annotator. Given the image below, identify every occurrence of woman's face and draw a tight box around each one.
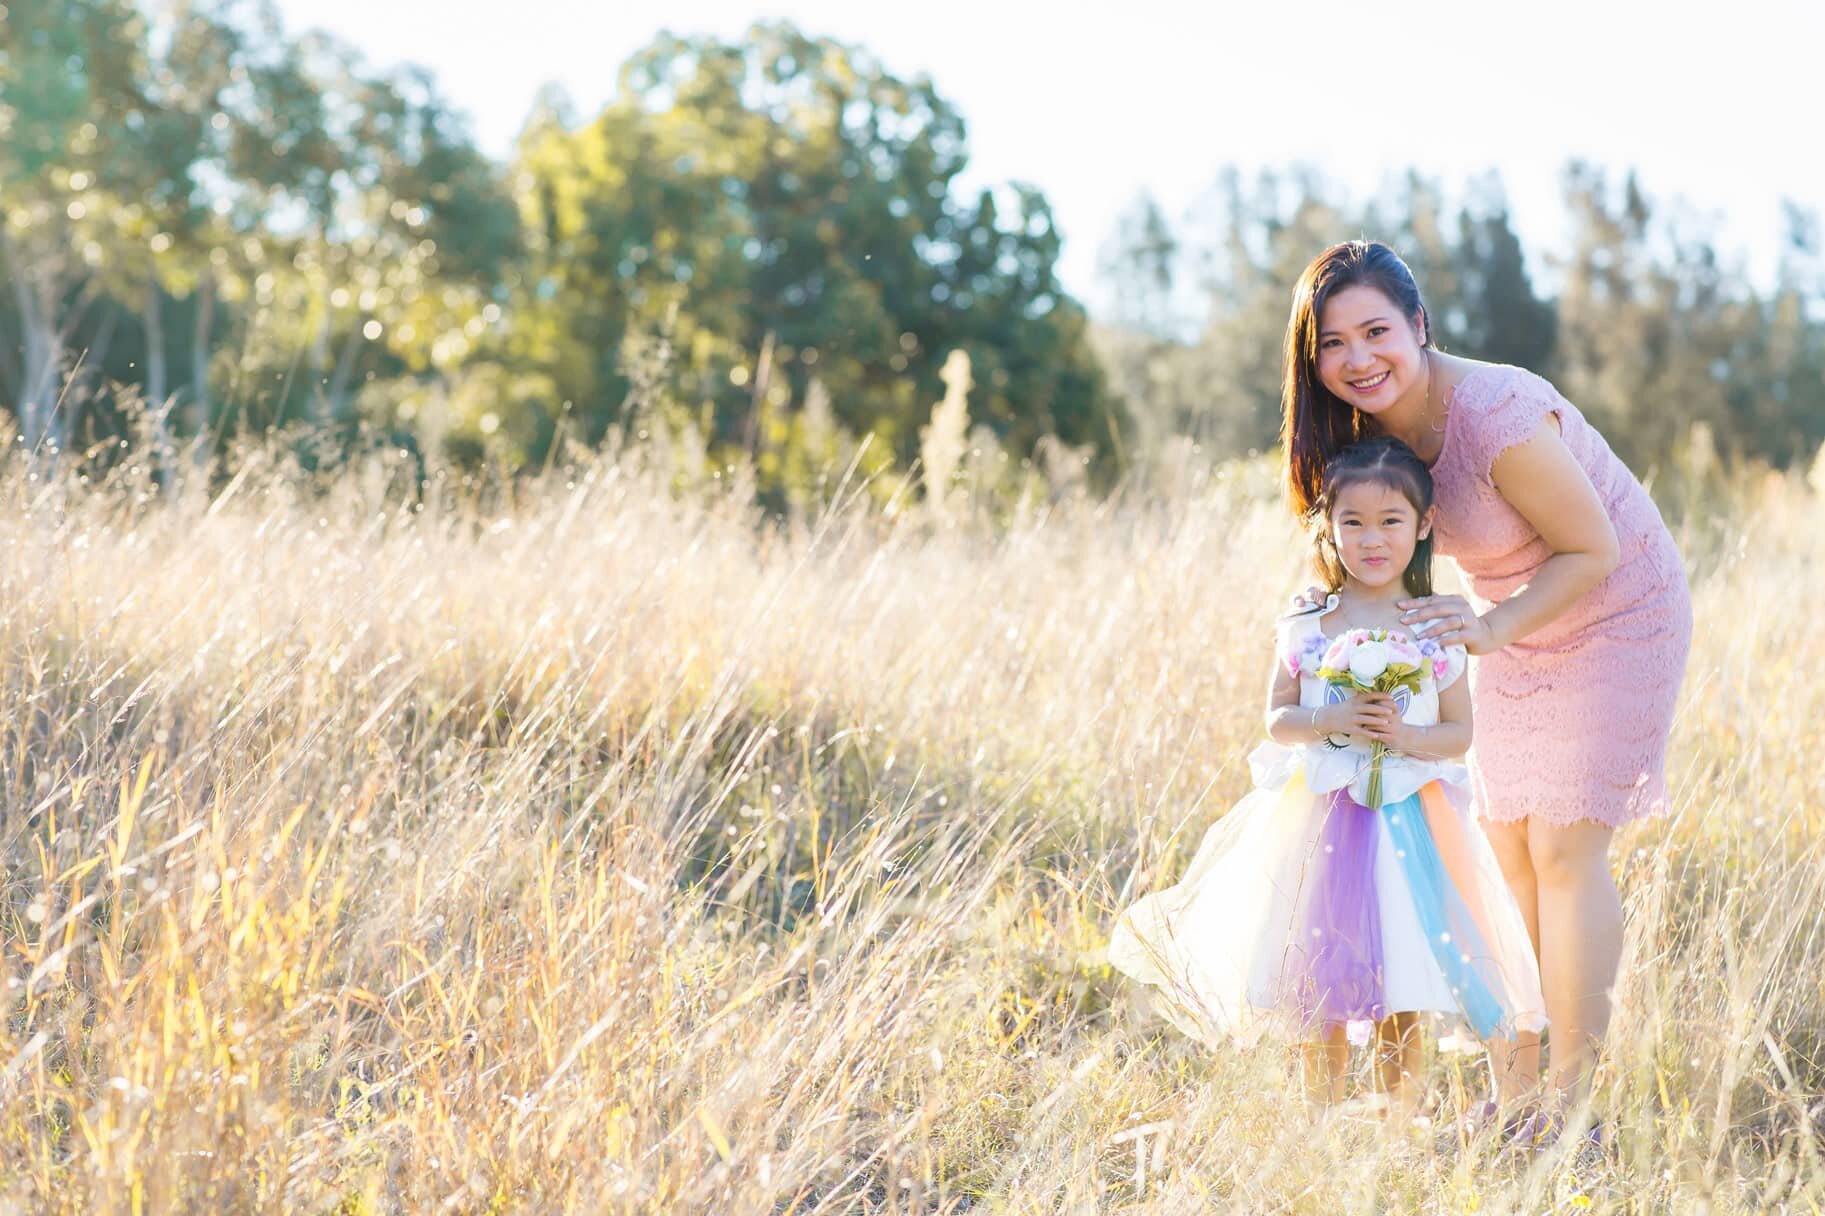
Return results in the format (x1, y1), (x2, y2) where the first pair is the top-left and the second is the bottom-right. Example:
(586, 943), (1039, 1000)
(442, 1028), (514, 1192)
(1315, 284), (1427, 418)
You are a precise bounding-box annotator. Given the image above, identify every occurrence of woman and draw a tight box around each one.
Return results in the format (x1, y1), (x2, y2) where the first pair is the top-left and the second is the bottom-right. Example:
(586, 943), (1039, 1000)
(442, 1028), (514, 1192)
(1279, 240), (1691, 1143)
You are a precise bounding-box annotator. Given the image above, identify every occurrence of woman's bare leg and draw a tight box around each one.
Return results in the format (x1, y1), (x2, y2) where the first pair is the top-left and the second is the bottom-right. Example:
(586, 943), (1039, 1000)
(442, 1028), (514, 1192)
(1528, 817), (1621, 1111)
(1481, 817), (1543, 1106)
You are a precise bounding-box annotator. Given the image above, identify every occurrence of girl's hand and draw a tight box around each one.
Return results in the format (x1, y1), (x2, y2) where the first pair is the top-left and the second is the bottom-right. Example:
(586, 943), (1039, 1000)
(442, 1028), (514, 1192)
(1396, 594), (1499, 654)
(1354, 693), (1412, 748)
(1316, 693), (1401, 741)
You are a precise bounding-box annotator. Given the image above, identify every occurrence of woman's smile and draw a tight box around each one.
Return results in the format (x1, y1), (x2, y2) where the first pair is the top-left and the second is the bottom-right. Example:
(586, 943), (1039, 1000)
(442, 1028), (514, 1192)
(1348, 370), (1392, 394)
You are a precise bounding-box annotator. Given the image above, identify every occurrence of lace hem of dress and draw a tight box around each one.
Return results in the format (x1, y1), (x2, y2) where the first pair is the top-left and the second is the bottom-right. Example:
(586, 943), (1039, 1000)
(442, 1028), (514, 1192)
(1476, 786), (1671, 830)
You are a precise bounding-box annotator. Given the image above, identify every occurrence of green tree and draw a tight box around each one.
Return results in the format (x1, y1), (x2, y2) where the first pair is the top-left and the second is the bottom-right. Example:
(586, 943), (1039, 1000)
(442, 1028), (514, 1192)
(116, 0), (332, 463)
(1448, 174), (1555, 372)
(1552, 163), (1750, 468)
(1368, 171), (1460, 344)
(1092, 192), (1189, 463)
(1760, 203), (1825, 466)
(1179, 165), (1355, 456)
(296, 53), (520, 444)
(0, 0), (148, 448)
(508, 22), (1115, 483)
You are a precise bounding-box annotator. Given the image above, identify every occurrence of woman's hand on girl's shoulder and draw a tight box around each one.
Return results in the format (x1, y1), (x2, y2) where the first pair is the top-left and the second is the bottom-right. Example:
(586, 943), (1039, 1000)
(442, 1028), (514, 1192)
(1285, 585), (1331, 617)
(1396, 593), (1499, 654)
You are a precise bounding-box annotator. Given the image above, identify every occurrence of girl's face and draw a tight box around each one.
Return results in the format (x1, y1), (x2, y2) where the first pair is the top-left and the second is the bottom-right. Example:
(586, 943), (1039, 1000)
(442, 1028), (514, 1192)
(1329, 479), (1432, 592)
(1315, 284), (1427, 417)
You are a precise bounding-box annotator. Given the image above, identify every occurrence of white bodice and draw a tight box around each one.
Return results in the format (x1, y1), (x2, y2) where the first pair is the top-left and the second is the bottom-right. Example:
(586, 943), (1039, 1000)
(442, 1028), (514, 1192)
(1252, 594), (1471, 806)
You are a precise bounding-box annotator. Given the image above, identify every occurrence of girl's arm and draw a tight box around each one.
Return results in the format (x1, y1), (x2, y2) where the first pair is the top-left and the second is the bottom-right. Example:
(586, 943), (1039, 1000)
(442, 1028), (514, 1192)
(1262, 648), (1397, 745)
(1367, 667), (1472, 759)
(1400, 418), (1621, 653)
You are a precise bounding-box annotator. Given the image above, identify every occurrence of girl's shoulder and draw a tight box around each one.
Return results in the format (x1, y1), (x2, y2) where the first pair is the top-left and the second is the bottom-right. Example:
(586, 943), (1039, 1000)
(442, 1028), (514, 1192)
(1274, 596), (1468, 689)
(1276, 593), (1339, 678)
(1410, 633), (1469, 689)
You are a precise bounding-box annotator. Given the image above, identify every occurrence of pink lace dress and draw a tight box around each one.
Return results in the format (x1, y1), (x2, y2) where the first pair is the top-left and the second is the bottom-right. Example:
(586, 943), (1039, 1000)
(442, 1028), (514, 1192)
(1428, 365), (1692, 828)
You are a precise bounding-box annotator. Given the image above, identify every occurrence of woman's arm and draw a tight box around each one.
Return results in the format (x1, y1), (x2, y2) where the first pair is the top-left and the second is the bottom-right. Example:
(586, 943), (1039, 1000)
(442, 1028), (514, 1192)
(1401, 418), (1620, 652)
(1262, 650), (1396, 745)
(1367, 667), (1472, 759)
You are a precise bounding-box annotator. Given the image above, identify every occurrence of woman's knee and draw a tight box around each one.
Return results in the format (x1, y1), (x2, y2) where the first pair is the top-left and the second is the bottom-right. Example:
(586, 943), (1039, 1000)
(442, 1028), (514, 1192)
(1526, 819), (1614, 888)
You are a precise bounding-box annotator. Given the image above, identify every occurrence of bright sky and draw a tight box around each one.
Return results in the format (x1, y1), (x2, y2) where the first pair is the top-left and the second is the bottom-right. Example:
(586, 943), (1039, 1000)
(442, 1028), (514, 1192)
(273, 0), (1823, 315)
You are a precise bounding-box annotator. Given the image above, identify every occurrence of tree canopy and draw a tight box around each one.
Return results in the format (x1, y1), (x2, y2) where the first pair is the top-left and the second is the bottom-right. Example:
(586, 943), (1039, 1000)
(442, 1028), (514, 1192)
(4, 5), (1820, 501)
(2, 9), (1115, 498)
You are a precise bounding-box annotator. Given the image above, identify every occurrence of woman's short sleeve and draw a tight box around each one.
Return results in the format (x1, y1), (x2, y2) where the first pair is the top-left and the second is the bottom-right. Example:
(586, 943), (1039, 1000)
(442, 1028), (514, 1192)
(1475, 372), (1563, 480)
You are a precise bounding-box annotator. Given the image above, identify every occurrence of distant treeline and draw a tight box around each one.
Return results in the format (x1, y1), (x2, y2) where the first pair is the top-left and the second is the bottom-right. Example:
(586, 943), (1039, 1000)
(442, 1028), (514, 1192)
(1097, 166), (1825, 476)
(4, 4), (1820, 503)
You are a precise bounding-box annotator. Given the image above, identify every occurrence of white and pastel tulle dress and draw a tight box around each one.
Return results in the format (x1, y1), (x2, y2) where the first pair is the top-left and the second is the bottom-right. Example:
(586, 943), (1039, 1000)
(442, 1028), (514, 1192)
(1107, 596), (1547, 1047)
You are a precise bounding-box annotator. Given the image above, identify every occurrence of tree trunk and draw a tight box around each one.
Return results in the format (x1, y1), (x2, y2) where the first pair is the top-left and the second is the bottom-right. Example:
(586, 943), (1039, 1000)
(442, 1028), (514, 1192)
(0, 305), (20, 402)
(189, 273), (215, 466)
(144, 275), (168, 408)
(143, 275), (175, 487)
(17, 302), (61, 449)
(5, 229), (65, 450)
(306, 295), (332, 422)
(743, 329), (776, 456)
(323, 320), (364, 419)
(53, 301), (120, 453)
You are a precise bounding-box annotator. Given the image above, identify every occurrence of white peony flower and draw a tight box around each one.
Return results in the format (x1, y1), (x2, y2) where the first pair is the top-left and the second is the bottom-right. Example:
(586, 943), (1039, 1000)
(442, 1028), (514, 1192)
(1348, 640), (1390, 682)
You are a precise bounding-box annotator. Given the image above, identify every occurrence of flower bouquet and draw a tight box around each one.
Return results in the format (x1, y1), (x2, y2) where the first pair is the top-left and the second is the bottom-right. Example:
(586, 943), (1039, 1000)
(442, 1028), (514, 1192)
(1315, 629), (1425, 808)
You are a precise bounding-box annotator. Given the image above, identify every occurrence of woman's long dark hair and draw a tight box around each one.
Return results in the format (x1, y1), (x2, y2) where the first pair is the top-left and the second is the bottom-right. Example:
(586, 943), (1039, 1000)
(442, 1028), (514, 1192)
(1281, 241), (1434, 519)
(1311, 436), (1436, 599)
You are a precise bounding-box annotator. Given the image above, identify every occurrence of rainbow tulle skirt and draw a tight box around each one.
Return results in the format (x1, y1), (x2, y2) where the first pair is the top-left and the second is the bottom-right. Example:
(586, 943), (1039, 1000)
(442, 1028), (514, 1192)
(1109, 770), (1547, 1046)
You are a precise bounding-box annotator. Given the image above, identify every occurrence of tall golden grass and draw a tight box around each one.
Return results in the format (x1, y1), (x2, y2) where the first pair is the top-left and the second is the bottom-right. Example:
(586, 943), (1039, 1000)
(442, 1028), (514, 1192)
(0, 428), (1820, 1213)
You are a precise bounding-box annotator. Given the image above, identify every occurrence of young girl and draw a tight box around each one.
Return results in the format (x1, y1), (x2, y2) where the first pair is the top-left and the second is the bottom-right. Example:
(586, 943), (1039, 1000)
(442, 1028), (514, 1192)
(1108, 436), (1546, 1122)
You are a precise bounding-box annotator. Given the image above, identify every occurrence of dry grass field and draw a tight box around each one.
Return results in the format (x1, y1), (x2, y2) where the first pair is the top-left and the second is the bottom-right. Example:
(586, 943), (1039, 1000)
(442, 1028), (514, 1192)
(1, 431), (1820, 1212)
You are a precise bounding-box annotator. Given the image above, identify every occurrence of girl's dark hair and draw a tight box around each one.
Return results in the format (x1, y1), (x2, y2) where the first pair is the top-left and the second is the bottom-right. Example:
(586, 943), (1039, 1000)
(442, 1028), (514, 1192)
(1311, 436), (1435, 599)
(1280, 240), (1434, 517)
